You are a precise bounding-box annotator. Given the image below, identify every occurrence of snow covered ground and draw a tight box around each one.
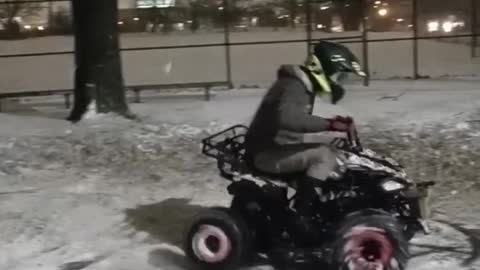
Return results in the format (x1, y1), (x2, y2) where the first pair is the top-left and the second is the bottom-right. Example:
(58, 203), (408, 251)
(0, 79), (479, 270)
(1, 31), (480, 93)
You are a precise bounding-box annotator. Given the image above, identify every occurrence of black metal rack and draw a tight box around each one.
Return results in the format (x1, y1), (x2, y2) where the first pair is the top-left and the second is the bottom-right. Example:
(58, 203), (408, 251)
(201, 125), (249, 180)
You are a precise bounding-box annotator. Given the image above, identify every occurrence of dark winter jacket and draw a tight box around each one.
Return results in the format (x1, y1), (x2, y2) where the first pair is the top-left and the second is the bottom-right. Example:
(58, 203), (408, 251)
(244, 65), (331, 161)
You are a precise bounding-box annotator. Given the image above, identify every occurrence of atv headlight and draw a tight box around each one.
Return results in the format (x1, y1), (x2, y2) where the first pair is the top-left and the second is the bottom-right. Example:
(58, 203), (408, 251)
(381, 180), (405, 192)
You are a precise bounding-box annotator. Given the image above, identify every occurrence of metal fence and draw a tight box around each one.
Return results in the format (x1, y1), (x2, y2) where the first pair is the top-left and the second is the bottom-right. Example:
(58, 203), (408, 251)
(0, 0), (479, 96)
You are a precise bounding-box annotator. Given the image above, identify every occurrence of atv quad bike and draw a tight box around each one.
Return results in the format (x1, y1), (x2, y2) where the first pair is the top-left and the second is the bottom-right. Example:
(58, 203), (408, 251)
(185, 120), (435, 270)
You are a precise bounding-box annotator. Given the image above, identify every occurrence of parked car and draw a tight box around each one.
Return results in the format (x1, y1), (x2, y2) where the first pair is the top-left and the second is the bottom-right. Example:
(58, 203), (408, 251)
(232, 17), (249, 32)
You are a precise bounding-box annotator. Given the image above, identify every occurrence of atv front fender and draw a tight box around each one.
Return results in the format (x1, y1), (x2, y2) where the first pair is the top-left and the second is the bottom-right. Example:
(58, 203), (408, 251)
(227, 180), (266, 201)
(343, 208), (392, 220)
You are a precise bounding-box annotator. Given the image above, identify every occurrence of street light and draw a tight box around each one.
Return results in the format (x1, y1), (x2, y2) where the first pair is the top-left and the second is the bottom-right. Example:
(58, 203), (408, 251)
(378, 8), (388, 17)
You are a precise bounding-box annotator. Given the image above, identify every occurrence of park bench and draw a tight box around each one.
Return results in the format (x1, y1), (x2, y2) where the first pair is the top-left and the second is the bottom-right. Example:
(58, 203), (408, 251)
(0, 81), (231, 112)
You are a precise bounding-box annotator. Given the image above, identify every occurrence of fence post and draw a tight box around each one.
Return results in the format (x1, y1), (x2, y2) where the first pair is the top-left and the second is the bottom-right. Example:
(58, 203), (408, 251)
(472, 0), (478, 58)
(204, 86), (211, 101)
(223, 0), (234, 89)
(64, 93), (71, 109)
(361, 0), (370, 86)
(133, 88), (141, 103)
(305, 0), (313, 54)
(412, 0), (420, 79)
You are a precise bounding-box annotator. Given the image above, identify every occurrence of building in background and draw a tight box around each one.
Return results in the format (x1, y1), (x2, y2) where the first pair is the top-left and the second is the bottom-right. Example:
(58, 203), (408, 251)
(1, 0), (475, 38)
(118, 0), (190, 33)
(136, 0), (176, 8)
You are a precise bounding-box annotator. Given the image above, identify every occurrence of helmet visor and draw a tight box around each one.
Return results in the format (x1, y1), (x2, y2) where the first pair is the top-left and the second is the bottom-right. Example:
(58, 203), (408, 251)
(305, 54), (331, 94)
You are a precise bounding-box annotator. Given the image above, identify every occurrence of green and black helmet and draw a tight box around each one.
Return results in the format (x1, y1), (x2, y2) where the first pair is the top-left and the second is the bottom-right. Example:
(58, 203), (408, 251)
(305, 41), (367, 104)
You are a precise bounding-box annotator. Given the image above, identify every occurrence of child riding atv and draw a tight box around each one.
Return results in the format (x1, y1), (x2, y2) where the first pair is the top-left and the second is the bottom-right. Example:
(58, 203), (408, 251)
(244, 41), (367, 241)
(186, 42), (431, 270)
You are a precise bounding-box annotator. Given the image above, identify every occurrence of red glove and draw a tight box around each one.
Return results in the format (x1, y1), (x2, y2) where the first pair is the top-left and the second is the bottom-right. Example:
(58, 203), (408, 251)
(333, 115), (353, 124)
(327, 116), (352, 132)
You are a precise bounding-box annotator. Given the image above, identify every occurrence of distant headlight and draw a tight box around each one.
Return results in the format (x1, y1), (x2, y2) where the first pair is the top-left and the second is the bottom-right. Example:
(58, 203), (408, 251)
(427, 21), (439, 32)
(442, 21), (453, 33)
(381, 180), (405, 191)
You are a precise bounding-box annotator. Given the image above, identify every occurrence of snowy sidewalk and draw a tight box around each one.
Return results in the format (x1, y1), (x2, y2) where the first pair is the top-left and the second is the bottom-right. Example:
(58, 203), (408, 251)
(2, 78), (480, 138)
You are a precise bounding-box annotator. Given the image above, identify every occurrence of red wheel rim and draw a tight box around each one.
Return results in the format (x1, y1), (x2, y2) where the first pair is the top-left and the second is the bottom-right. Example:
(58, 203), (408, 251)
(343, 226), (395, 270)
(191, 225), (232, 263)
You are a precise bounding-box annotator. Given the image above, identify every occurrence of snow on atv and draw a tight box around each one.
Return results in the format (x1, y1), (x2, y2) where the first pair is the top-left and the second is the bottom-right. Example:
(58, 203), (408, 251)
(184, 119), (435, 270)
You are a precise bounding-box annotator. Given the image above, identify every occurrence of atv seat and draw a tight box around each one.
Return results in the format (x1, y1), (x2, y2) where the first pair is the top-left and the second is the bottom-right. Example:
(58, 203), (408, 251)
(251, 170), (303, 182)
(249, 169), (303, 188)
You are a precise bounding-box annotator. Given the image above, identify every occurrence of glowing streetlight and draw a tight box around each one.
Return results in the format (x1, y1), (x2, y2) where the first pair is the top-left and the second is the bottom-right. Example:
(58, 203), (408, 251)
(378, 8), (388, 17)
(133, 17), (140, 21)
(374, 0), (381, 4)
(396, 18), (404, 22)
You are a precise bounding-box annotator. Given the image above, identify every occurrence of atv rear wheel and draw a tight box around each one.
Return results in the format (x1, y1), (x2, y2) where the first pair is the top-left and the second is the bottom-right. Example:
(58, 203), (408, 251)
(185, 208), (252, 270)
(330, 209), (410, 270)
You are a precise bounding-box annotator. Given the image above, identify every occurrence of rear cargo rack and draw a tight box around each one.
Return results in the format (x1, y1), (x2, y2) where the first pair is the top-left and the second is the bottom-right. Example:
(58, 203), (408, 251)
(201, 125), (249, 180)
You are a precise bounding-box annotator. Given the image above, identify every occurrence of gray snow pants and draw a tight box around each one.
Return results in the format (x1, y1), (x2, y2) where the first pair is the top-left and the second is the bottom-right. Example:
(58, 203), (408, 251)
(254, 144), (338, 181)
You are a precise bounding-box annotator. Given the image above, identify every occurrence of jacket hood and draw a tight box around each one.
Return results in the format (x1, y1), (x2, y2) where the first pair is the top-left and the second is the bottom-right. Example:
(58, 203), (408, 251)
(277, 65), (314, 93)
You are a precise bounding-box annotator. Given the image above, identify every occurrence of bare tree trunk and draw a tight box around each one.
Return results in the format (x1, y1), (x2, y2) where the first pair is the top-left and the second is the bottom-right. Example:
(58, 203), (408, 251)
(287, 0), (297, 29)
(336, 0), (363, 31)
(67, 0), (131, 122)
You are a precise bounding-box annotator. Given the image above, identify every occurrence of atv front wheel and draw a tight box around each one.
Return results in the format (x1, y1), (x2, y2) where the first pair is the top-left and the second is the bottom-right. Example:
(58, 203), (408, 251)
(330, 209), (410, 270)
(185, 208), (252, 270)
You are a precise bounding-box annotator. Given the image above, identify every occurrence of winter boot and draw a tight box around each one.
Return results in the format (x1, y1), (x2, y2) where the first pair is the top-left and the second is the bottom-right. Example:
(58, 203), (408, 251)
(291, 176), (321, 244)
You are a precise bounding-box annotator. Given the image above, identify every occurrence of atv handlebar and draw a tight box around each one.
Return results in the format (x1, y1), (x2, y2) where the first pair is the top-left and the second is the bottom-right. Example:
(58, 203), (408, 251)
(332, 116), (363, 153)
(347, 119), (362, 152)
